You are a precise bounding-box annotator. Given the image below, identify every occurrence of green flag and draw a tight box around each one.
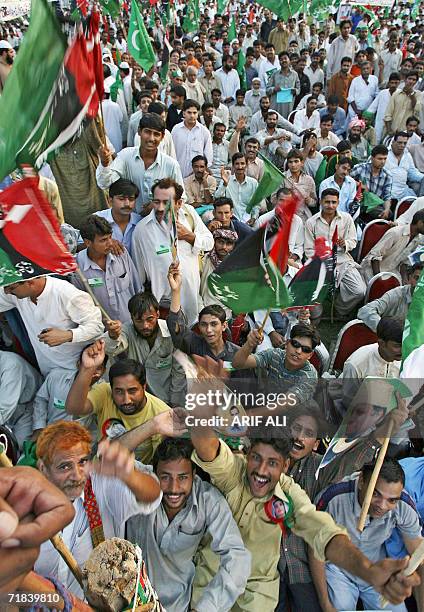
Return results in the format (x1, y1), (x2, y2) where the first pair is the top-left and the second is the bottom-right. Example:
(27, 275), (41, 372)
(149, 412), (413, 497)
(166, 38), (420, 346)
(0, 0), (67, 181)
(110, 71), (123, 102)
(402, 269), (424, 372)
(99, 0), (121, 18)
(246, 154), (285, 213)
(217, 0), (229, 13)
(128, 0), (156, 72)
(228, 16), (237, 41)
(362, 190), (384, 212)
(237, 49), (247, 89)
(183, 0), (200, 33)
(314, 157), (327, 189)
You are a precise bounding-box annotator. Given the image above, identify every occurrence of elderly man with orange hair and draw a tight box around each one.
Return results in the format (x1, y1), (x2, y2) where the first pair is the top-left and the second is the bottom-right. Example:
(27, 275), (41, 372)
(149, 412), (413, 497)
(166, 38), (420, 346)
(33, 420), (161, 599)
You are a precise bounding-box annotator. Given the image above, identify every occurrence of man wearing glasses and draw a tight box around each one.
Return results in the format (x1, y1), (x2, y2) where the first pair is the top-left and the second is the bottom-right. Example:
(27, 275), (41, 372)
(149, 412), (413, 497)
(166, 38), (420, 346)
(232, 323), (319, 405)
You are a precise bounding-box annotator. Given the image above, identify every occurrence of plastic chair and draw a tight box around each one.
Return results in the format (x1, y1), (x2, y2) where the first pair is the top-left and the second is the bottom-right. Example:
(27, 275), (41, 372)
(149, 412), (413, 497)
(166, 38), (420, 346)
(394, 198), (415, 220)
(288, 110), (297, 124)
(357, 219), (392, 263)
(365, 272), (401, 304)
(329, 319), (377, 373)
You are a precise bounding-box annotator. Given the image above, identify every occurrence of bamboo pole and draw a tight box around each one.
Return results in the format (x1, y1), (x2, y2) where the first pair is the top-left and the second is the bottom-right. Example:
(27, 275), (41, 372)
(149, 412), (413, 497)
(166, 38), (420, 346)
(357, 419), (394, 532)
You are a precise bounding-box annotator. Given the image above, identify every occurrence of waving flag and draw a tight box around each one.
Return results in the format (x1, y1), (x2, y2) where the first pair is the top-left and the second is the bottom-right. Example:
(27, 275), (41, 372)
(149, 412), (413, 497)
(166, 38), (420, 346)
(128, 0), (156, 72)
(289, 237), (334, 306)
(401, 269), (424, 374)
(208, 195), (300, 313)
(0, 178), (77, 287)
(246, 154), (285, 214)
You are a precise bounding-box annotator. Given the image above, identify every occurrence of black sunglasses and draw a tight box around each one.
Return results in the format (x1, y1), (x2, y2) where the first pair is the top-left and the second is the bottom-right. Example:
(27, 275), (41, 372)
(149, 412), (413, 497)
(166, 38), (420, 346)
(290, 339), (313, 354)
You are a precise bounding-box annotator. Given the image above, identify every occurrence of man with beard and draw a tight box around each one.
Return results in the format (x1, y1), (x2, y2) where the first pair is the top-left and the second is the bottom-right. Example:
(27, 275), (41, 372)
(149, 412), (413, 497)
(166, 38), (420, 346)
(104, 292), (186, 407)
(314, 459), (423, 612)
(127, 438), (251, 612)
(347, 118), (370, 163)
(200, 228), (238, 319)
(34, 420), (161, 599)
(0, 39), (13, 93)
(65, 339), (171, 463)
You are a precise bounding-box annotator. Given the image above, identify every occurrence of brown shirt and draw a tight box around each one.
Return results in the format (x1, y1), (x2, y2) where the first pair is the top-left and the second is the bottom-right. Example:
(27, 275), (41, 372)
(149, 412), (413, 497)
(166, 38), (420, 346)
(327, 71), (354, 112)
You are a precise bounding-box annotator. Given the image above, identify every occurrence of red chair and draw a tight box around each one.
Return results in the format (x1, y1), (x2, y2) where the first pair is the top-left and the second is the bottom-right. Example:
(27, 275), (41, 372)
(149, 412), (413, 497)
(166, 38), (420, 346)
(365, 272), (401, 303)
(357, 219), (392, 263)
(329, 319), (377, 373)
(394, 198), (414, 220)
(319, 146), (338, 158)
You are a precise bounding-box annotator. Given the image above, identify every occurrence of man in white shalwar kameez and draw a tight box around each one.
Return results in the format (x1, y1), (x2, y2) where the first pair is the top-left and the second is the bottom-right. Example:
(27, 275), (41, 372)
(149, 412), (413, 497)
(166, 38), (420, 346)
(132, 178), (213, 327)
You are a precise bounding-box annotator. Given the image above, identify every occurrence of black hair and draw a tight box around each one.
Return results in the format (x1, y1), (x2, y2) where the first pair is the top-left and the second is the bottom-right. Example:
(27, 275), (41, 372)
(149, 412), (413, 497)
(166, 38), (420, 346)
(290, 323), (320, 349)
(109, 359), (146, 387)
(192, 154), (208, 165)
(128, 292), (159, 318)
(170, 85), (187, 97)
(109, 178), (139, 199)
(376, 316), (404, 343)
(320, 114), (333, 123)
(183, 98), (200, 111)
(371, 144), (388, 157)
(287, 149), (303, 161)
(232, 152), (246, 164)
(151, 177), (184, 200)
(250, 436), (293, 459)
(198, 304), (227, 323)
(152, 438), (194, 472)
(412, 210), (424, 224)
(337, 156), (353, 168)
(337, 139), (352, 153)
(327, 95), (340, 105)
(362, 458), (405, 487)
(213, 196), (233, 209)
(138, 112), (166, 134)
(320, 188), (340, 201)
(147, 101), (167, 116)
(80, 215), (112, 241)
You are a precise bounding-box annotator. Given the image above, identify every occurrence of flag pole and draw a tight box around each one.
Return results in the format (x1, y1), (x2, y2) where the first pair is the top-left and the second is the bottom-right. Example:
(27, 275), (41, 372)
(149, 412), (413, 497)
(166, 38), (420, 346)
(258, 308), (271, 333)
(76, 267), (113, 322)
(380, 540), (424, 608)
(357, 418), (394, 532)
(0, 447), (84, 588)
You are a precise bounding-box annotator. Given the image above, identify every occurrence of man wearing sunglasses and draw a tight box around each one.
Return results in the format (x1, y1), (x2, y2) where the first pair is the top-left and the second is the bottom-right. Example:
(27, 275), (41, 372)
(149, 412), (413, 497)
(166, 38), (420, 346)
(232, 322), (319, 405)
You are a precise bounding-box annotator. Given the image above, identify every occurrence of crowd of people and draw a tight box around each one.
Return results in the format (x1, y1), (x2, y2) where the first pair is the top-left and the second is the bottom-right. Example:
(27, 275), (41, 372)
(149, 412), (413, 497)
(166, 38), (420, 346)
(1, 0), (424, 611)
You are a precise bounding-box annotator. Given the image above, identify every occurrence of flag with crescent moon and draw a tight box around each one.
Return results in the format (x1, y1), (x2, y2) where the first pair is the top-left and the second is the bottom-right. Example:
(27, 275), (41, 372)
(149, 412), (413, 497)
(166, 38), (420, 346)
(128, 0), (156, 72)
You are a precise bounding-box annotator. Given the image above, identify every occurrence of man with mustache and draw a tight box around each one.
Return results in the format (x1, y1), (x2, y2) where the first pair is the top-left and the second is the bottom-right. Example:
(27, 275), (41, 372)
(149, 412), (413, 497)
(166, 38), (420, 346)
(33, 420), (161, 599)
(127, 437), (251, 612)
(0, 40), (14, 93)
(65, 339), (171, 463)
(190, 421), (419, 611)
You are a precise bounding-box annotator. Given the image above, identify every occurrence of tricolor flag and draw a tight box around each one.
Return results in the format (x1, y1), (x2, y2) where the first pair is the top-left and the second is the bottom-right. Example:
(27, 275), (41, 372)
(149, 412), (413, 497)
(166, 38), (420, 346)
(0, 178), (77, 287)
(288, 237), (334, 306)
(208, 195), (300, 313)
(0, 0), (98, 181)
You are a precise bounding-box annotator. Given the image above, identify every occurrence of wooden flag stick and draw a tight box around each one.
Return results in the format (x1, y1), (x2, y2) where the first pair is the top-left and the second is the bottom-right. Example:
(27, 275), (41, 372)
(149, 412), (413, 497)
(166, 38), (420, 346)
(76, 267), (112, 322)
(380, 539), (424, 608)
(0, 450), (84, 588)
(357, 419), (394, 532)
(258, 309), (271, 333)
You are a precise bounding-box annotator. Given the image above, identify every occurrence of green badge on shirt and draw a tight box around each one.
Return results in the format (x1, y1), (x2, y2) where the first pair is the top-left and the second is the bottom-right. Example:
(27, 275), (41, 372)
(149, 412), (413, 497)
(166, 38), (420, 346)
(88, 277), (104, 287)
(53, 397), (66, 410)
(156, 357), (172, 369)
(156, 245), (171, 255)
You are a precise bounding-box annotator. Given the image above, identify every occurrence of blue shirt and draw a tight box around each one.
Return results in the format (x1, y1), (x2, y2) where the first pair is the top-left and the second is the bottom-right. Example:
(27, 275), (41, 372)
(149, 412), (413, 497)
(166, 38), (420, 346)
(95, 209), (141, 256)
(319, 106), (347, 136)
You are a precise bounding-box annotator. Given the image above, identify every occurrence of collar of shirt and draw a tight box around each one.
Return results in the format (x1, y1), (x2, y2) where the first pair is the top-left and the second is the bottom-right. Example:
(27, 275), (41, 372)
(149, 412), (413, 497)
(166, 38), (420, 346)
(134, 148), (162, 168)
(318, 209), (342, 222)
(100, 208), (140, 227)
(230, 175), (249, 186)
(78, 250), (116, 271)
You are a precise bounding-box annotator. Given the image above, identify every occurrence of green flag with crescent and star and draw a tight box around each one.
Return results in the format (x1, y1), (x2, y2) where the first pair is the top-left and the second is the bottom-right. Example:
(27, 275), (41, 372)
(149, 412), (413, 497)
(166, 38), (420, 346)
(128, 0), (155, 72)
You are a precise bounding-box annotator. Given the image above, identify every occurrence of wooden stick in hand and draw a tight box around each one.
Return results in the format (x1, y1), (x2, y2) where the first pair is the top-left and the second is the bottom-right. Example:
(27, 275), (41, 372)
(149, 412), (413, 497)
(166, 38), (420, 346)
(380, 540), (424, 608)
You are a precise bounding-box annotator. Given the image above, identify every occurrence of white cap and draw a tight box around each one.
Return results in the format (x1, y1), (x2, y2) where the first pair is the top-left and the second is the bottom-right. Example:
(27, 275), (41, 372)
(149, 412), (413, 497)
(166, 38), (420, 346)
(119, 61), (130, 70)
(0, 40), (12, 50)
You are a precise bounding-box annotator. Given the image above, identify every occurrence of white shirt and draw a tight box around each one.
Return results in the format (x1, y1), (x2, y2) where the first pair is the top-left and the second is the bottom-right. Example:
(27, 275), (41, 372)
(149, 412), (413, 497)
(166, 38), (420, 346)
(171, 121), (213, 178)
(254, 211), (304, 261)
(0, 277), (103, 376)
(258, 58), (281, 89)
(385, 150), (424, 199)
(304, 65), (325, 86)
(35, 468), (161, 599)
(215, 175), (260, 222)
(347, 75), (379, 113)
(367, 88), (395, 142)
(101, 98), (123, 153)
(293, 109), (321, 132)
(215, 67), (241, 101)
(132, 206), (214, 326)
(134, 129), (176, 158)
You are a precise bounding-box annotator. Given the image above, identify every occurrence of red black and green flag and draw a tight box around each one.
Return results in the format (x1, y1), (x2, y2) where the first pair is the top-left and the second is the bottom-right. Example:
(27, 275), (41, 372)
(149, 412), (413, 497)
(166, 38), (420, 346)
(0, 0), (98, 181)
(0, 178), (77, 287)
(288, 236), (335, 306)
(208, 195), (300, 313)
